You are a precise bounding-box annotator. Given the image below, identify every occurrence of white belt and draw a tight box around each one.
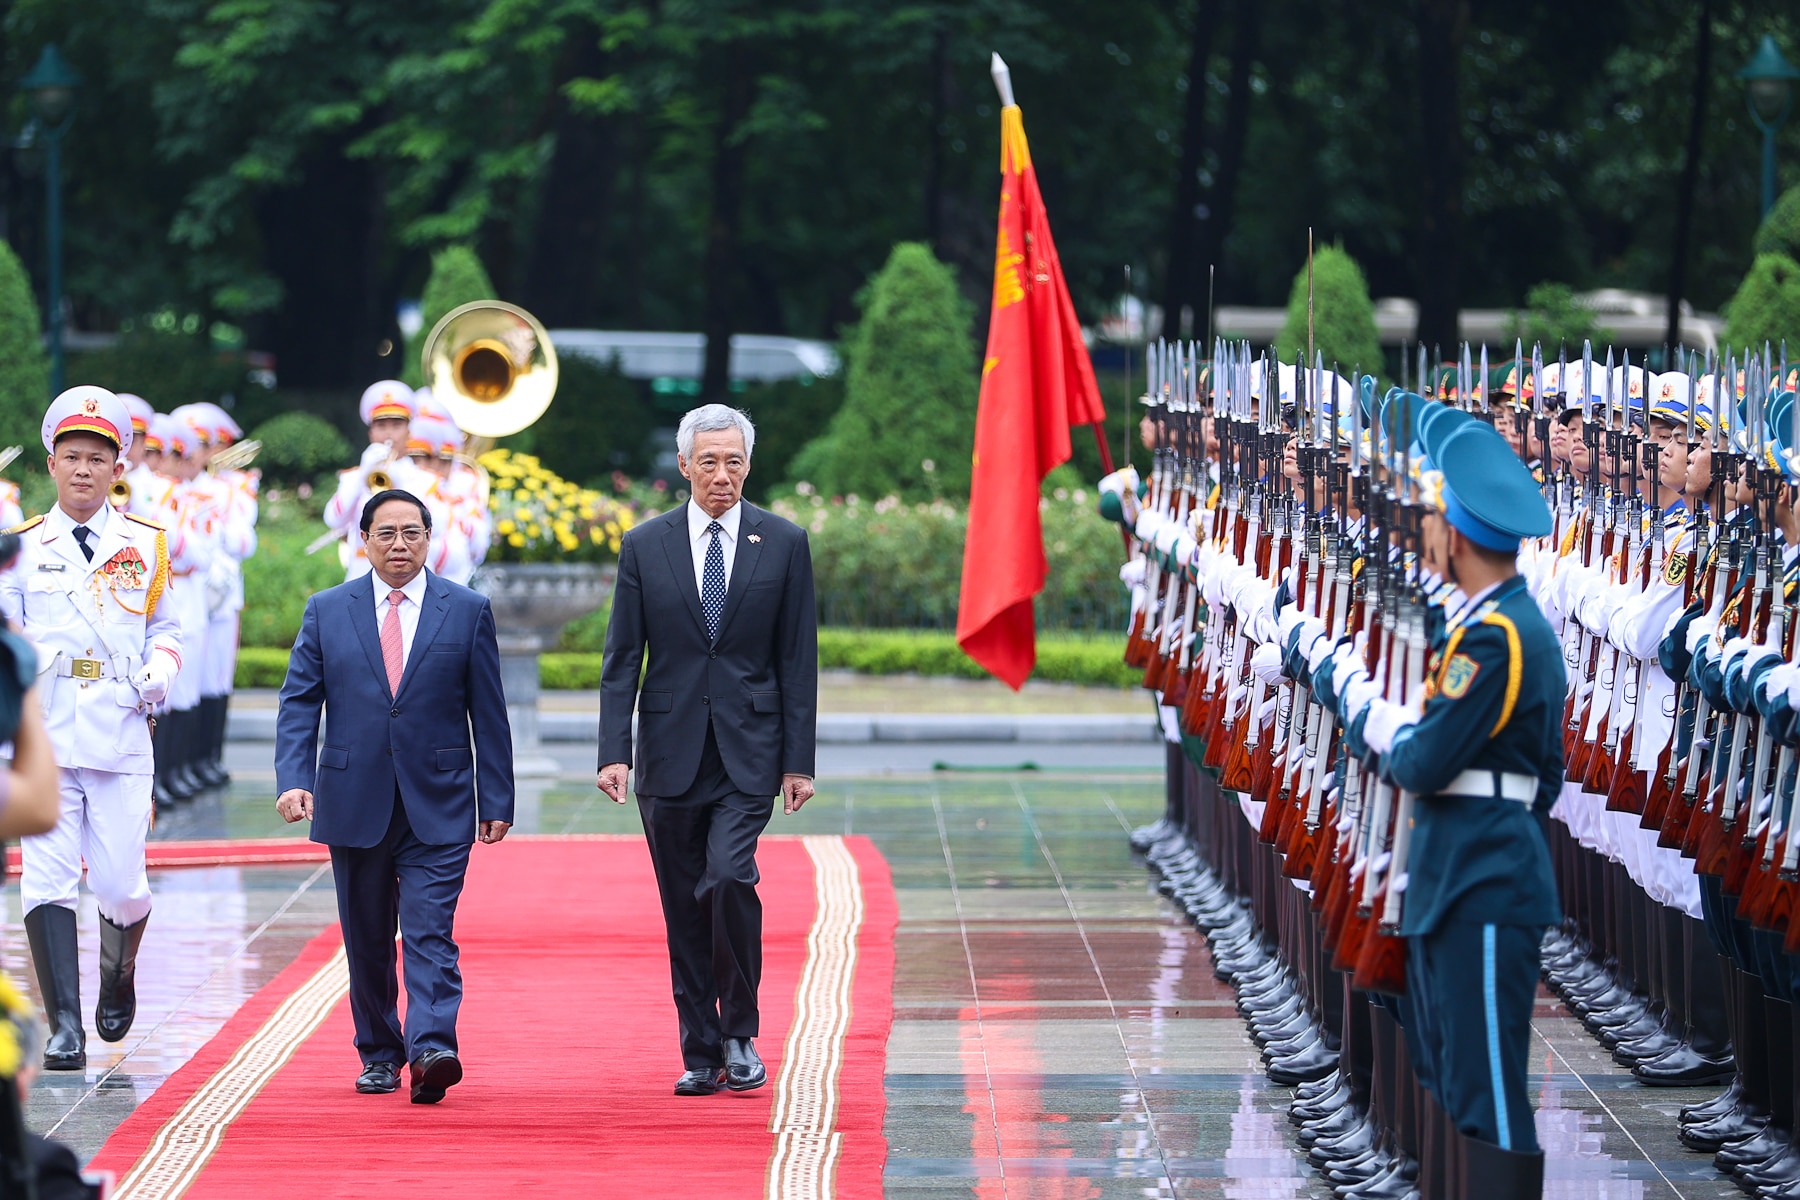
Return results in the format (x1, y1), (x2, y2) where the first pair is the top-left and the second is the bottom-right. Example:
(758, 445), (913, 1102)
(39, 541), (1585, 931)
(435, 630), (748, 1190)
(51, 652), (132, 681)
(1441, 768), (1536, 804)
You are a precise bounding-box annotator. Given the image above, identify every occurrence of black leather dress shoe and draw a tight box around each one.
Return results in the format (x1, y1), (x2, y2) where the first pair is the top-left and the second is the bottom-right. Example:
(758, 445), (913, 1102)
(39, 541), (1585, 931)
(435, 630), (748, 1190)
(409, 1050), (463, 1104)
(675, 1067), (725, 1096)
(356, 1061), (400, 1094)
(726, 1037), (767, 1091)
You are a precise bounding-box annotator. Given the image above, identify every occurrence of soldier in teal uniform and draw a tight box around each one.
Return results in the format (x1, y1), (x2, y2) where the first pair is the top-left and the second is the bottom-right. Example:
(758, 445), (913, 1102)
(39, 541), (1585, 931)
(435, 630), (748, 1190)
(1368, 419), (1563, 1197)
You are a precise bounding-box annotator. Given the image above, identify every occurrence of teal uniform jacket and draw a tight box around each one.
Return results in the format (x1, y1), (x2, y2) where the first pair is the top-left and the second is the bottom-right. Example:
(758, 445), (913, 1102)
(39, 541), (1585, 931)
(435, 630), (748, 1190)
(1383, 573), (1565, 937)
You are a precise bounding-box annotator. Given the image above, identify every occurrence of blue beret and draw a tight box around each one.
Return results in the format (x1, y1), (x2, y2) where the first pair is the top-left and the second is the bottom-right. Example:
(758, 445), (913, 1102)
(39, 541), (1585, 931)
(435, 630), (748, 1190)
(1435, 421), (1551, 550)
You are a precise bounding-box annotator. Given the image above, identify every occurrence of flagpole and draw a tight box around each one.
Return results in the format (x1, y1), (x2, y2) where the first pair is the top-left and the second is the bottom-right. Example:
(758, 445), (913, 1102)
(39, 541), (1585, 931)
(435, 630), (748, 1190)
(990, 53), (1114, 475)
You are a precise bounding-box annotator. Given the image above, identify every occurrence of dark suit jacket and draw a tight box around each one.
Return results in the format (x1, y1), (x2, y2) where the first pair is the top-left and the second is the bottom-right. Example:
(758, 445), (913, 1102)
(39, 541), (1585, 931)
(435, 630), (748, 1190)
(600, 501), (817, 797)
(274, 570), (515, 847)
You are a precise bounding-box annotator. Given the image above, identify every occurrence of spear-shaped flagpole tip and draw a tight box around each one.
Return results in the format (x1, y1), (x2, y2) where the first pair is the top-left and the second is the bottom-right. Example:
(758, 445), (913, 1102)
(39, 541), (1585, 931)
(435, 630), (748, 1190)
(991, 53), (1016, 108)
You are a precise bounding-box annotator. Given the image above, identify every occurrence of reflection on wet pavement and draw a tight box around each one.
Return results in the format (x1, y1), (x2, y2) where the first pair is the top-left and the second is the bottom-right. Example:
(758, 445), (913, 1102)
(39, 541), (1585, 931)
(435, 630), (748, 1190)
(0, 771), (1745, 1194)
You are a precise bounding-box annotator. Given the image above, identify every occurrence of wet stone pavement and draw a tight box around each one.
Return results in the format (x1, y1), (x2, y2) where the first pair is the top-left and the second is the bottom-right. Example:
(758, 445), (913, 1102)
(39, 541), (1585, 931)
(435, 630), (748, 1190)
(1, 771), (1747, 1196)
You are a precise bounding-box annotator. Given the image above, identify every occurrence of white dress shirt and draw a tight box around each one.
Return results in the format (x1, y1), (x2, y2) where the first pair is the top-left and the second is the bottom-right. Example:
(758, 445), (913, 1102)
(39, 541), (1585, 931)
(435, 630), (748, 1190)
(373, 568), (431, 669)
(48, 497), (111, 554)
(686, 499), (741, 596)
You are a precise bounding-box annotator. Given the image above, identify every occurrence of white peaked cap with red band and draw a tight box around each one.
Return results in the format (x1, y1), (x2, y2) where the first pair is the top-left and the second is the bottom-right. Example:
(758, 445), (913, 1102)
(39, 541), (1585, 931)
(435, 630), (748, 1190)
(43, 386), (133, 456)
(360, 380), (415, 426)
(116, 393), (157, 438)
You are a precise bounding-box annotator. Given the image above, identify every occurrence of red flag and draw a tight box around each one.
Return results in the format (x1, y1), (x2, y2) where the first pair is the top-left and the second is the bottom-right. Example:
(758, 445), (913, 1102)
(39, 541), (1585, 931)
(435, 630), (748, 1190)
(955, 101), (1106, 690)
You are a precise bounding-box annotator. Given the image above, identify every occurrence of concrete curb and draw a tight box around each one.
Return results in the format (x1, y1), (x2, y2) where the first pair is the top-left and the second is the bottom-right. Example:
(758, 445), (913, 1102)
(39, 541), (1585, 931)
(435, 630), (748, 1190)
(227, 710), (1158, 745)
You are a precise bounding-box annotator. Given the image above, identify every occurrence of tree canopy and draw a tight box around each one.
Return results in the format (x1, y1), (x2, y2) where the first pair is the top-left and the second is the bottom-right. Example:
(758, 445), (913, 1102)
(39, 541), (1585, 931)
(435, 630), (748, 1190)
(1, 0), (1796, 403)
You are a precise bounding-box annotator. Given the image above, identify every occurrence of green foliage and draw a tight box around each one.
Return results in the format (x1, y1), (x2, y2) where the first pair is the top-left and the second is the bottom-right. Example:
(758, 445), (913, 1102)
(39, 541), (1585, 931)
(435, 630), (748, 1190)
(67, 314), (254, 411)
(0, 241), (48, 450)
(1504, 283), (1614, 356)
(235, 647), (291, 689)
(537, 632), (1136, 691)
(239, 499), (351, 648)
(501, 355), (655, 483)
(787, 244), (974, 502)
(1724, 254), (1800, 354)
(1273, 245), (1382, 378)
(768, 487), (1128, 632)
(404, 246), (497, 386)
(1755, 186), (1800, 262)
(737, 374), (845, 503)
(818, 628), (1138, 687)
(248, 412), (352, 488)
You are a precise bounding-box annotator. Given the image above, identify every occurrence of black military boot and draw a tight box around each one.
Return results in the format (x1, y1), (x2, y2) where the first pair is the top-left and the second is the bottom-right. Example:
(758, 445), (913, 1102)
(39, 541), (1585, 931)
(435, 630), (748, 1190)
(152, 712), (178, 811)
(208, 693), (234, 787)
(24, 905), (86, 1071)
(166, 708), (201, 800)
(96, 914), (147, 1043)
(1635, 920), (1733, 1086)
(1459, 1129), (1544, 1200)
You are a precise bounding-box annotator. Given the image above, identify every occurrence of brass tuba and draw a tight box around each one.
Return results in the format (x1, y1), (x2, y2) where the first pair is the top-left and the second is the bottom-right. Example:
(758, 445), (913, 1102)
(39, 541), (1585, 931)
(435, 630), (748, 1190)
(422, 301), (558, 439)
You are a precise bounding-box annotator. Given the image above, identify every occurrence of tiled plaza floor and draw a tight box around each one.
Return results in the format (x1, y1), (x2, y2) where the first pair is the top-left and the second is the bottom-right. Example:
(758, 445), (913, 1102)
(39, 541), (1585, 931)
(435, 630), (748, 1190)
(2, 771), (1748, 1196)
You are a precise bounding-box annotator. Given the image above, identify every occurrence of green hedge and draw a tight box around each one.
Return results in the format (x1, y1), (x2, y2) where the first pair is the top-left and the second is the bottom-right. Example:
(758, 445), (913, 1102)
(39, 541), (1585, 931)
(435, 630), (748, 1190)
(237, 630), (1136, 690)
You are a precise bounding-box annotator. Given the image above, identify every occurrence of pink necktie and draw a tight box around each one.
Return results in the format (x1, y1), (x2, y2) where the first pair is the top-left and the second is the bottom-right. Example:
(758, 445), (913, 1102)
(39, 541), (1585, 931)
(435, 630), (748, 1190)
(381, 590), (406, 694)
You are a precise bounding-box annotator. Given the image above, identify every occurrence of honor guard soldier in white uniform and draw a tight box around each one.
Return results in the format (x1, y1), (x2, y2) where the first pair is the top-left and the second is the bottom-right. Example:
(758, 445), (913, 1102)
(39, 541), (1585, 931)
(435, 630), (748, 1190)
(0, 387), (181, 1070)
(114, 394), (158, 513)
(322, 381), (431, 580)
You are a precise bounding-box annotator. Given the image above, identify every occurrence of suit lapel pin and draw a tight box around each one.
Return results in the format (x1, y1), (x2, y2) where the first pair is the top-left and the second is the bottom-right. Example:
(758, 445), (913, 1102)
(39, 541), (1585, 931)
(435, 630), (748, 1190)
(748, 533), (761, 543)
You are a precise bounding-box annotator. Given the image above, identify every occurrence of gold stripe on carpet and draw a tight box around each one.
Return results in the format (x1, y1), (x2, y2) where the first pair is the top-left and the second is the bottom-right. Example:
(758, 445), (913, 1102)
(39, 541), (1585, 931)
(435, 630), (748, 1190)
(766, 834), (865, 1199)
(114, 947), (351, 1200)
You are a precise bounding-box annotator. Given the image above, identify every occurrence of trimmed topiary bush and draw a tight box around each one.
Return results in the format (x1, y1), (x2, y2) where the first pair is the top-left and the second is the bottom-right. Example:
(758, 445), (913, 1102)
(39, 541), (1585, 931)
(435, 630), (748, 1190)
(1724, 253), (1800, 354)
(1274, 243), (1382, 378)
(1755, 186), (1800, 263)
(404, 245), (497, 386)
(786, 242), (974, 502)
(250, 411), (354, 487)
(0, 241), (49, 450)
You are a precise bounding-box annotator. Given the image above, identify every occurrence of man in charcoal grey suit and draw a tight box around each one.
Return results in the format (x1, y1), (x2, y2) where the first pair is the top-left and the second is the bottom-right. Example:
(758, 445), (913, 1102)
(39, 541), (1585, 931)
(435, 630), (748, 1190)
(597, 404), (818, 1096)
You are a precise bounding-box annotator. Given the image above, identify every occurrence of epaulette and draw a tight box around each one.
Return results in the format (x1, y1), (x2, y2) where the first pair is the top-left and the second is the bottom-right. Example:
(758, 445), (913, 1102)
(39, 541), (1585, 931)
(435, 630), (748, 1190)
(122, 512), (167, 532)
(3, 515), (44, 536)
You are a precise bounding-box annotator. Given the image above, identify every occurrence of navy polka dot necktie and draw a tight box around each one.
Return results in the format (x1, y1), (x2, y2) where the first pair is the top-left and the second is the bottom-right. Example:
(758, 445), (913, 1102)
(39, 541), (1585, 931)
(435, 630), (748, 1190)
(702, 521), (727, 641)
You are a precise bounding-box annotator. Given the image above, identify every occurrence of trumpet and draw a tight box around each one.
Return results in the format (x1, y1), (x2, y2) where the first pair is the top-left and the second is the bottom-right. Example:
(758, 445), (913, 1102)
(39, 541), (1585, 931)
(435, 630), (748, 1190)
(368, 466), (393, 492)
(110, 479), (131, 508)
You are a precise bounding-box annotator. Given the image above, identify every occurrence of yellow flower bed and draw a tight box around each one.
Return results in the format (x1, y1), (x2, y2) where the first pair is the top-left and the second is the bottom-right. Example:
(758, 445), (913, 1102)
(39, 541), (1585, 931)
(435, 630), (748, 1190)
(479, 448), (639, 563)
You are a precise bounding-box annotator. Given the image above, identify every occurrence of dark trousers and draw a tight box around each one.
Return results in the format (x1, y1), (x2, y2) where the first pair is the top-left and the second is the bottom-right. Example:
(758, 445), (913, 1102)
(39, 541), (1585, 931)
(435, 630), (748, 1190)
(638, 723), (775, 1070)
(1406, 920), (1543, 1153)
(330, 795), (472, 1066)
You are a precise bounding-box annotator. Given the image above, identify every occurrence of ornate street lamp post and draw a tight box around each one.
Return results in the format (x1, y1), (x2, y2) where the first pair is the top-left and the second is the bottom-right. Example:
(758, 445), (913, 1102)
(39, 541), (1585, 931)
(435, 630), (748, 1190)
(1738, 34), (1799, 219)
(20, 45), (81, 397)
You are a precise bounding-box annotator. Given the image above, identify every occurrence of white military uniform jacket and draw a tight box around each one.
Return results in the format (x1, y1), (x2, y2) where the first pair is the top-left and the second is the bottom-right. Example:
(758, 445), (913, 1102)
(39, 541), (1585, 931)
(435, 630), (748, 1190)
(0, 503), (181, 776)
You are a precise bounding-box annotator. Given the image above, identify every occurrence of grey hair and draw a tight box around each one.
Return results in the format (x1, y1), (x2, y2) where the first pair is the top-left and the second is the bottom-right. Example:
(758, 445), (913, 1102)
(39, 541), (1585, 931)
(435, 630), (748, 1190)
(677, 404), (756, 462)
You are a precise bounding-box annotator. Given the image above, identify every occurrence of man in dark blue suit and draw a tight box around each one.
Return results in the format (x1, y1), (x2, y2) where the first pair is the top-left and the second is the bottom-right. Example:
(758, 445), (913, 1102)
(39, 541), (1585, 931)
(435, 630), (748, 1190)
(274, 489), (514, 1104)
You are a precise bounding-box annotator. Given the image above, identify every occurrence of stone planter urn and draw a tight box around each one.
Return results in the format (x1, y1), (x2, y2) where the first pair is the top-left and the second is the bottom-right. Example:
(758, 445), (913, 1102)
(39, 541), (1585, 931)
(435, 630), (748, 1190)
(472, 561), (616, 777)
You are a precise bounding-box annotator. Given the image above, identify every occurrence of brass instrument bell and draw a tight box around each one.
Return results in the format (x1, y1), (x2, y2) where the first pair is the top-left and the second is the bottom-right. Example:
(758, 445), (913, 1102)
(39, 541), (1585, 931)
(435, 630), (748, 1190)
(422, 301), (558, 438)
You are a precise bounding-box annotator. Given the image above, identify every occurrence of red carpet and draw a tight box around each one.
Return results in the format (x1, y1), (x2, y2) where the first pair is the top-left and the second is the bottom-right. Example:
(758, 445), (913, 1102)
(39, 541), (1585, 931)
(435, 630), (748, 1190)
(90, 834), (896, 1199)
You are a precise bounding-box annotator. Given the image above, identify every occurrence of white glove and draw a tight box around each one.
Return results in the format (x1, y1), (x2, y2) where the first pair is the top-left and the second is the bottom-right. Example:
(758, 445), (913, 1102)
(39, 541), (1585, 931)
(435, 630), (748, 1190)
(1329, 639), (1361, 677)
(1304, 629), (1337, 673)
(360, 440), (393, 470)
(1276, 603), (1306, 647)
(1340, 674), (1381, 723)
(1250, 641), (1287, 686)
(1363, 698), (1422, 755)
(1686, 613), (1717, 656)
(1134, 510), (1167, 545)
(1772, 661), (1800, 708)
(1119, 558), (1146, 588)
(134, 658), (174, 707)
